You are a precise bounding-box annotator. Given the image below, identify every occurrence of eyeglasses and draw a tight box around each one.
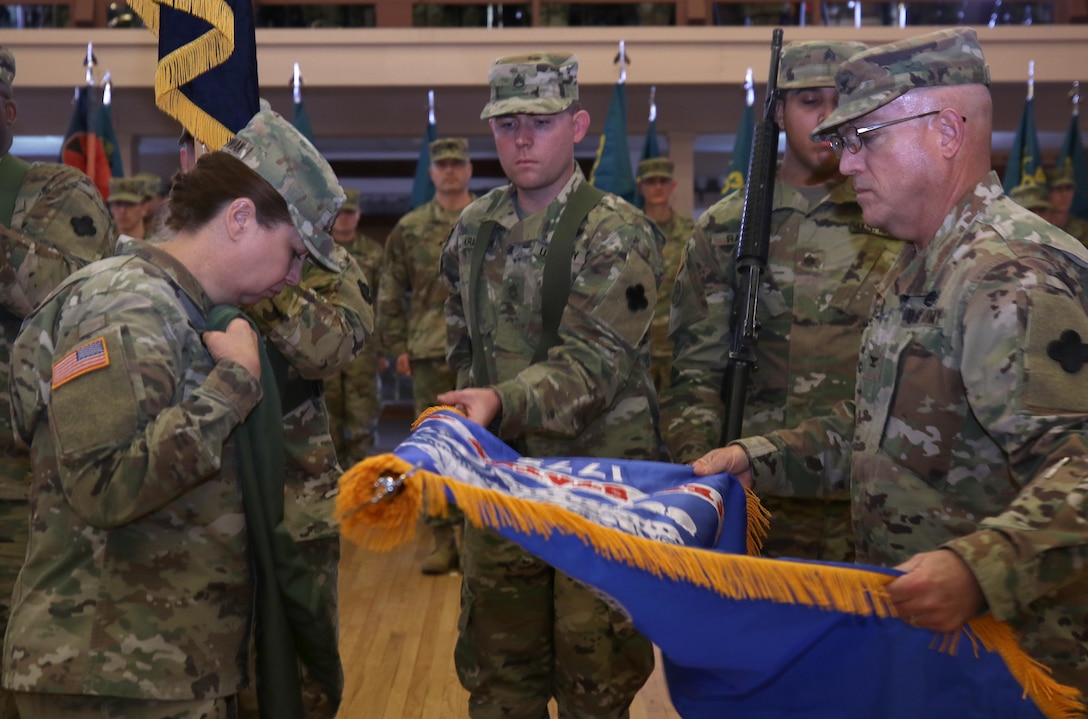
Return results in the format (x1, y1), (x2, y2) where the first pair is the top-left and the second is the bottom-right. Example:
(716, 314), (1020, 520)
(828, 110), (941, 158)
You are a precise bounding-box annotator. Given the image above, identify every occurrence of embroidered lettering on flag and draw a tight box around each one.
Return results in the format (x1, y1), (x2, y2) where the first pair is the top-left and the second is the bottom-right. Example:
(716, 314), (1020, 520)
(52, 338), (109, 389)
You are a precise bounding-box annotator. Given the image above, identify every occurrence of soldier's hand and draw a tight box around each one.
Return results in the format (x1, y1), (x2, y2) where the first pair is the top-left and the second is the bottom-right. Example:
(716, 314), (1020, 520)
(887, 549), (985, 633)
(437, 388), (501, 427)
(691, 445), (753, 488)
(396, 352), (412, 376)
(378, 356), (390, 373)
(203, 318), (261, 380)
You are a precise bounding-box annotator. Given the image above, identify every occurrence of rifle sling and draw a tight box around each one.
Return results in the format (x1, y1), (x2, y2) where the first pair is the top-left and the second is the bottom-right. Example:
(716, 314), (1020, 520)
(469, 181), (604, 385)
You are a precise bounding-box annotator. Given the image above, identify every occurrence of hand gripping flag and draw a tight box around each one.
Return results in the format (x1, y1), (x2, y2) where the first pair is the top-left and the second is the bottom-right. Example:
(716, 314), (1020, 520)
(129, 0), (260, 150)
(337, 408), (1084, 719)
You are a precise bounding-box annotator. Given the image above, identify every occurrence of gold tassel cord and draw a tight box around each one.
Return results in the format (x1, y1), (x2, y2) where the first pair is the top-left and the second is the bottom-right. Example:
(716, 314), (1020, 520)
(128, 0), (238, 150)
(336, 444), (1085, 719)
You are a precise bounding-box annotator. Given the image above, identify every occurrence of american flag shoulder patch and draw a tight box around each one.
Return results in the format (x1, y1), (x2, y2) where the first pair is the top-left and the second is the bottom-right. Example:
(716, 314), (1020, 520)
(52, 337), (110, 389)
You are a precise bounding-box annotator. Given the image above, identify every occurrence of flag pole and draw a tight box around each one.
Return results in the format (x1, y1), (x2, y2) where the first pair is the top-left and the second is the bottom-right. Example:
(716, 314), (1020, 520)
(1027, 59), (1034, 102)
(293, 62), (302, 106)
(1071, 80), (1081, 118)
(647, 85), (656, 124)
(84, 42), (96, 191)
(427, 89), (435, 126)
(744, 67), (754, 108)
(616, 39), (627, 85)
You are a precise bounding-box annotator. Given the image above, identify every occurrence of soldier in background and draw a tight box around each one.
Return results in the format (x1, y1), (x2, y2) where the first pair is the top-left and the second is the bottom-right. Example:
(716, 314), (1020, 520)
(1045, 165), (1088, 246)
(0, 44), (115, 719)
(662, 40), (903, 562)
(378, 137), (473, 574)
(107, 175), (148, 239)
(438, 52), (663, 718)
(134, 170), (166, 237)
(325, 187), (385, 466)
(695, 27), (1088, 695)
(636, 156), (693, 394)
(1008, 180), (1052, 219)
(5, 108), (344, 719)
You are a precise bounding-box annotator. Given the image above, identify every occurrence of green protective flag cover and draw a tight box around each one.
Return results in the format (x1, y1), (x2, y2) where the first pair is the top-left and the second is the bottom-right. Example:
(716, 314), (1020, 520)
(1003, 97), (1045, 192)
(722, 100), (755, 197)
(293, 100), (314, 143)
(1058, 111), (1088, 220)
(409, 120), (437, 209)
(589, 81), (637, 205)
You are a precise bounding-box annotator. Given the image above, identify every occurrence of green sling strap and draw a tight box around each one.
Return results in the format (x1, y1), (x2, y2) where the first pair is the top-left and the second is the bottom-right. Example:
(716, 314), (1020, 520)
(0, 154), (30, 228)
(468, 181), (605, 384)
(206, 306), (343, 719)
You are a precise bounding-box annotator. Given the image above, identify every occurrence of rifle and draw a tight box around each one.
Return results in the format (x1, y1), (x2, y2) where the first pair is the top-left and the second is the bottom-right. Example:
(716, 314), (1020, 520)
(719, 27), (783, 445)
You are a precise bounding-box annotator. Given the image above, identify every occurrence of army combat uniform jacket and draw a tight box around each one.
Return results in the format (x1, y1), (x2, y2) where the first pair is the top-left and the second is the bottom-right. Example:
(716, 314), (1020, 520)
(442, 167), (664, 460)
(662, 176), (902, 467)
(0, 160), (115, 499)
(736, 173), (1088, 692)
(649, 210), (694, 365)
(4, 238), (257, 700)
(378, 197), (465, 362)
(245, 243), (373, 542)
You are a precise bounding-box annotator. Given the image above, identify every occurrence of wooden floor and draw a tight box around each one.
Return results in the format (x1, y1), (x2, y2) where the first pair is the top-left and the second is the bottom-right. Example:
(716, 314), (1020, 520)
(335, 523), (683, 719)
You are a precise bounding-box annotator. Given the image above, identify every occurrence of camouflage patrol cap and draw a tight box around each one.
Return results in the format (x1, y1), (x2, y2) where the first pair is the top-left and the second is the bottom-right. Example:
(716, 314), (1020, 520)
(480, 52), (579, 120)
(0, 46), (14, 88)
(430, 137), (470, 163)
(812, 28), (990, 138)
(222, 108), (344, 273)
(341, 188), (361, 212)
(108, 177), (146, 204)
(778, 40), (868, 90)
(133, 172), (165, 199)
(1046, 165), (1076, 189)
(637, 157), (674, 181)
(1009, 181), (1052, 211)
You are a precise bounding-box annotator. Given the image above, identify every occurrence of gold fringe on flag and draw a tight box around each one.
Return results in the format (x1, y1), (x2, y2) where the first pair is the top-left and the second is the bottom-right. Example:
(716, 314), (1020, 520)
(336, 407), (1084, 719)
(128, 0), (238, 151)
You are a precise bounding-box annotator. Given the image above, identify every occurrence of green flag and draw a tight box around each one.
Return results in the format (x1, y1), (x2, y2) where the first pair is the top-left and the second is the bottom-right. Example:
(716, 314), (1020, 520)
(636, 88), (660, 210)
(1057, 108), (1088, 220)
(1003, 95), (1045, 192)
(722, 70), (755, 197)
(589, 81), (637, 204)
(410, 91), (437, 209)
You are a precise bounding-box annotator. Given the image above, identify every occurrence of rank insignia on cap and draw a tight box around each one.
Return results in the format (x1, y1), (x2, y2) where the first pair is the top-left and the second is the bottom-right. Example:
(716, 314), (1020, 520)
(52, 338), (110, 389)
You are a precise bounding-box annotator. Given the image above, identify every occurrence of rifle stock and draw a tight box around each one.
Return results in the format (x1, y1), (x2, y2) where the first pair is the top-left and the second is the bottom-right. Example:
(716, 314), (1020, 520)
(720, 28), (783, 445)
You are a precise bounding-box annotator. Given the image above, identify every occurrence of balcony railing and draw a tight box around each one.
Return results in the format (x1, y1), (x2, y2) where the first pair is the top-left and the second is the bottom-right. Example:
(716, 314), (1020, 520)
(1, 0), (1084, 28)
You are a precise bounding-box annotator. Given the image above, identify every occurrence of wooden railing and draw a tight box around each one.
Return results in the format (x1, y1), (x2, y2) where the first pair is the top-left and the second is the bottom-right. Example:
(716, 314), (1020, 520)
(2, 0), (1085, 27)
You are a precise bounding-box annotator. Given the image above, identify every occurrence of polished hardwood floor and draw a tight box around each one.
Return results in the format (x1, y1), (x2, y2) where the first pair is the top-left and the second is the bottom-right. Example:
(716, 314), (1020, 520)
(335, 523), (682, 719)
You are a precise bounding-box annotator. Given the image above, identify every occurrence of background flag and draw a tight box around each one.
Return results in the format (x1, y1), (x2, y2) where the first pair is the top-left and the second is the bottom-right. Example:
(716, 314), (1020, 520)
(589, 45), (637, 205)
(292, 62), (314, 143)
(722, 68), (755, 197)
(94, 74), (124, 180)
(60, 85), (112, 201)
(409, 90), (437, 209)
(1058, 81), (1088, 220)
(129, 0), (260, 150)
(339, 408), (1084, 719)
(1003, 63), (1045, 192)
(635, 86), (660, 210)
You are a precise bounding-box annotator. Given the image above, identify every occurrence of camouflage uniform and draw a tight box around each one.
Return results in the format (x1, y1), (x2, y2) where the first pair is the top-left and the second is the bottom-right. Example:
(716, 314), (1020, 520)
(325, 229), (384, 465)
(0, 45), (115, 719)
(243, 242), (373, 719)
(1045, 166), (1088, 247)
(4, 107), (347, 716)
(378, 147), (468, 571)
(738, 28), (1088, 694)
(661, 40), (899, 562)
(442, 52), (663, 718)
(637, 157), (694, 394)
(377, 195), (461, 414)
(5, 239), (259, 702)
